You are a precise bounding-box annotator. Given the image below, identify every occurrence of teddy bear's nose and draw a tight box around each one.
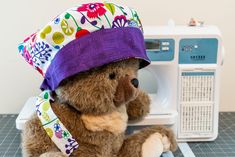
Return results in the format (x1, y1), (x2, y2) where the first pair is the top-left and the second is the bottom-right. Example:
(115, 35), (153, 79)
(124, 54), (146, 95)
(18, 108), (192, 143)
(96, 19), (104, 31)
(131, 78), (139, 88)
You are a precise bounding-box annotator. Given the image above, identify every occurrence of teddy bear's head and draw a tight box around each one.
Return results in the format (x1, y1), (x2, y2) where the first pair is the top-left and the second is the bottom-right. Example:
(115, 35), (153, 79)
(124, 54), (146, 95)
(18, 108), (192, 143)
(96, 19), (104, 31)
(54, 58), (141, 115)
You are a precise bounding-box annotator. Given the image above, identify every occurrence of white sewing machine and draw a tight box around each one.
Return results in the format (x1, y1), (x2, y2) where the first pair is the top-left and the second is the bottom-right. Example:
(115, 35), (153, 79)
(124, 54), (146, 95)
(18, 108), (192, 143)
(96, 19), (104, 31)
(134, 24), (223, 143)
(16, 23), (224, 144)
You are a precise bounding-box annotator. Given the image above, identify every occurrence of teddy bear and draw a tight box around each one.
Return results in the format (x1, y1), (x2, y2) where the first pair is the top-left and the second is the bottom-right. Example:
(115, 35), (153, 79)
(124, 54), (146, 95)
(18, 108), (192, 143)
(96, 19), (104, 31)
(18, 2), (177, 157)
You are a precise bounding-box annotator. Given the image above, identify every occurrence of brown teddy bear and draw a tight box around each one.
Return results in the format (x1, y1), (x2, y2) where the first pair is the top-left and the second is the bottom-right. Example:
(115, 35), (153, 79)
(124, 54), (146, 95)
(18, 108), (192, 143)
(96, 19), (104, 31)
(22, 59), (177, 157)
(18, 2), (177, 157)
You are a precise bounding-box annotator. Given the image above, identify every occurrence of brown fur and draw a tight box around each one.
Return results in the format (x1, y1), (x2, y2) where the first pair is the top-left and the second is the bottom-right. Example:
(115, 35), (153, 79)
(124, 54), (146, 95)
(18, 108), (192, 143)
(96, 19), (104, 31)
(127, 91), (150, 120)
(118, 126), (177, 157)
(22, 59), (177, 157)
(114, 75), (139, 107)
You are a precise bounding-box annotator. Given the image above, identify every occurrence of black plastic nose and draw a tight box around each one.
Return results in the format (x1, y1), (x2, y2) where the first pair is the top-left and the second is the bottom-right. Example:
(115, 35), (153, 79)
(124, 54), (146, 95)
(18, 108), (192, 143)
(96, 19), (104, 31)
(131, 78), (139, 88)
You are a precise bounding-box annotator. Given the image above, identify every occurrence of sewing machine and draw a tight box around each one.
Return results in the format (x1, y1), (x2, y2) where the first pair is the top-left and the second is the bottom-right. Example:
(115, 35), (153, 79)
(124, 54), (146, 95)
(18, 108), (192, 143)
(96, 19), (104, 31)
(131, 24), (224, 142)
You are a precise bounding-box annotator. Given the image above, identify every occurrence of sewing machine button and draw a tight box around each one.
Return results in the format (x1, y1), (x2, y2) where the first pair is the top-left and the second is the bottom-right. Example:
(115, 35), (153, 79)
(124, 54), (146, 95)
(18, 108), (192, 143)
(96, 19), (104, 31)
(162, 42), (170, 46)
(162, 47), (169, 51)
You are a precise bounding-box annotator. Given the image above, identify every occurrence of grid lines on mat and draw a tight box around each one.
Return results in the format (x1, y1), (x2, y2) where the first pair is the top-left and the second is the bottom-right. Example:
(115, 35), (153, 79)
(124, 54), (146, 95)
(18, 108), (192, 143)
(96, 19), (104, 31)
(0, 115), (21, 157)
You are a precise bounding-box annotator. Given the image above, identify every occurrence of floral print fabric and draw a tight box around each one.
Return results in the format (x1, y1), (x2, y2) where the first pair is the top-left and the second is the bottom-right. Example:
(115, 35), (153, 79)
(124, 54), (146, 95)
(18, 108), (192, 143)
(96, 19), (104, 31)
(18, 2), (143, 77)
(36, 91), (79, 156)
(77, 3), (107, 18)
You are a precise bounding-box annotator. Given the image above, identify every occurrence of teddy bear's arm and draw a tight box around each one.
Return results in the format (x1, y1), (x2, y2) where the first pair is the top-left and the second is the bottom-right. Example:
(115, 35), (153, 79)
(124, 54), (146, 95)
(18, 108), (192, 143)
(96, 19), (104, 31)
(126, 91), (150, 120)
(118, 126), (177, 157)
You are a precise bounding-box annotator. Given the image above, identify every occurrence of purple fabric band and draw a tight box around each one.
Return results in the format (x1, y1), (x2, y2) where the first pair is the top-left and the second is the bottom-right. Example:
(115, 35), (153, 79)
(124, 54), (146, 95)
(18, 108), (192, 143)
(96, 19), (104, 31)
(40, 27), (150, 91)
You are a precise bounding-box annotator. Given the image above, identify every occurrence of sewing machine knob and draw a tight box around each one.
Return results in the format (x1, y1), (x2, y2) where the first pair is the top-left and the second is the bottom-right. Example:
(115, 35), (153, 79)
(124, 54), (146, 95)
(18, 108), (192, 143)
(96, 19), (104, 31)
(131, 78), (139, 88)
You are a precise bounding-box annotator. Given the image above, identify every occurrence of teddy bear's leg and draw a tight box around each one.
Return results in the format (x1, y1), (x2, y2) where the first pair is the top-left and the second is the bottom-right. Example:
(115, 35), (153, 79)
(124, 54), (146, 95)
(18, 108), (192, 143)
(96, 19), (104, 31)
(39, 151), (66, 157)
(118, 126), (177, 157)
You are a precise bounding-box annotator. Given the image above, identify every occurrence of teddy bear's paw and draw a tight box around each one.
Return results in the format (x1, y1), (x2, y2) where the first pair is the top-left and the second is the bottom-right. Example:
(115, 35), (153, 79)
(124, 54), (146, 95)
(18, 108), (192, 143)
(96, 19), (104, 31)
(162, 135), (171, 151)
(157, 127), (177, 152)
(142, 133), (164, 157)
(141, 130), (177, 157)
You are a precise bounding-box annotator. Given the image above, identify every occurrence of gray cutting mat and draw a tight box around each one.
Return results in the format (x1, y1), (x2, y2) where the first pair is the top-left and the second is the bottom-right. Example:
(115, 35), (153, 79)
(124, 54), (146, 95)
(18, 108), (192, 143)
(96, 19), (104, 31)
(174, 112), (235, 157)
(190, 112), (235, 157)
(0, 113), (235, 157)
(0, 115), (21, 157)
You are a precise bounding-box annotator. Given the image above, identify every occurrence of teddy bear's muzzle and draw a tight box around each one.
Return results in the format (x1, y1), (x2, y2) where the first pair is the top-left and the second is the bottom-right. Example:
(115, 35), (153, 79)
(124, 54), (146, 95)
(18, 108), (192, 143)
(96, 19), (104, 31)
(113, 75), (139, 107)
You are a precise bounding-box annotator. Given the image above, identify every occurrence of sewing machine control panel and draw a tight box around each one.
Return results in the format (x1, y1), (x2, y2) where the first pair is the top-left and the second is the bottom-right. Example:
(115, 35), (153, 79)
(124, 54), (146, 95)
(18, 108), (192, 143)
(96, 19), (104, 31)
(145, 39), (175, 61)
(179, 38), (218, 64)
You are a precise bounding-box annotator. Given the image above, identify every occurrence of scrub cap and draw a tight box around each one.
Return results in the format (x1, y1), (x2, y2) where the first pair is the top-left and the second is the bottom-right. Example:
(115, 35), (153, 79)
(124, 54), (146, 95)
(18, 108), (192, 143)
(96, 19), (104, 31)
(18, 2), (150, 91)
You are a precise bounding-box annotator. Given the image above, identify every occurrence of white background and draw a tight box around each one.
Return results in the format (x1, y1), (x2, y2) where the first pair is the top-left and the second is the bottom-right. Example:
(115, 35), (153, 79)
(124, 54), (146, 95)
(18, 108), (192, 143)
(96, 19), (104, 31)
(0, 0), (234, 113)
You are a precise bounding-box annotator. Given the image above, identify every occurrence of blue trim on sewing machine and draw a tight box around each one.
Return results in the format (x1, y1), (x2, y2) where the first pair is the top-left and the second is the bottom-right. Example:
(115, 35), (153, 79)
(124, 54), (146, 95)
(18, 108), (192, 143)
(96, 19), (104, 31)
(181, 72), (215, 76)
(145, 39), (175, 61)
(179, 38), (218, 64)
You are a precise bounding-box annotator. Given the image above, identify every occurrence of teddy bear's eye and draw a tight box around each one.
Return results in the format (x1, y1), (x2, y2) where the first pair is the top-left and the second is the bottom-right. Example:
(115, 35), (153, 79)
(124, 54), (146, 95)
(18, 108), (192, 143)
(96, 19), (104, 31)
(109, 72), (116, 80)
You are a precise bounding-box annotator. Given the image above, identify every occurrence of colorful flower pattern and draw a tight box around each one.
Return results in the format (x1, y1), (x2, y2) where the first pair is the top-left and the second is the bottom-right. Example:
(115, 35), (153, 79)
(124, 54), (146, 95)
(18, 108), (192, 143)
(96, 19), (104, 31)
(18, 2), (143, 76)
(61, 19), (74, 36)
(77, 3), (106, 19)
(36, 91), (79, 156)
(112, 15), (128, 28)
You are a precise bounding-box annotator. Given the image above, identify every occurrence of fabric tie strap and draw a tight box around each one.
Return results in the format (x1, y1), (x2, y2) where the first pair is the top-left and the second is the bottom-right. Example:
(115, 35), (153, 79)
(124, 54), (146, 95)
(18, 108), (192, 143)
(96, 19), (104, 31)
(35, 91), (79, 156)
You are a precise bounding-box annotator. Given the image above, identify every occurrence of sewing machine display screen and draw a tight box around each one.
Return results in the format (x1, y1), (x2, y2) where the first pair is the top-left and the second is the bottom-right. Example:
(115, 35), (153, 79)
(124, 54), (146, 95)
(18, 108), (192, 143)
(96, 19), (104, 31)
(144, 39), (175, 61)
(145, 40), (161, 51)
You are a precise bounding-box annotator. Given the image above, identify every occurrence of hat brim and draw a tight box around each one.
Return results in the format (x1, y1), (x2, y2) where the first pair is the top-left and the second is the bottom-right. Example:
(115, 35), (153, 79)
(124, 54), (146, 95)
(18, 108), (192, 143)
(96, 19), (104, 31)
(40, 27), (150, 91)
